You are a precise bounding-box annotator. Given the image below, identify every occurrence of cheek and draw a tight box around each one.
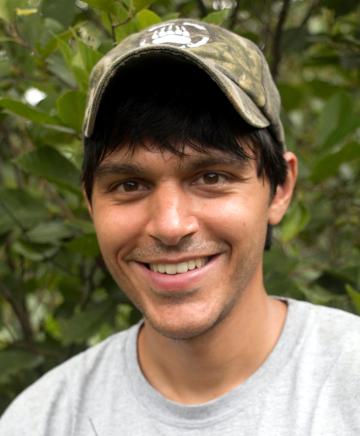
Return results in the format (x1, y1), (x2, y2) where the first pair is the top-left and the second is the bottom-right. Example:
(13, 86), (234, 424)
(201, 196), (269, 242)
(92, 203), (146, 256)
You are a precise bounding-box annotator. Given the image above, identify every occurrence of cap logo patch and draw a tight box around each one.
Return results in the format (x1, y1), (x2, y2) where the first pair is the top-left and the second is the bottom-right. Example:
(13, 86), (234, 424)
(140, 22), (210, 48)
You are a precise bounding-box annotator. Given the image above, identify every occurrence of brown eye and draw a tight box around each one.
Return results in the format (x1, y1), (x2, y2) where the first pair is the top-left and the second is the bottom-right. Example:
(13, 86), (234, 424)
(122, 181), (139, 192)
(112, 180), (148, 193)
(202, 173), (221, 184)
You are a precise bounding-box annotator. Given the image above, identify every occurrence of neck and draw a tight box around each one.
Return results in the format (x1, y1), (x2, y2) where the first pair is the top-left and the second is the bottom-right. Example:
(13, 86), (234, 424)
(138, 289), (287, 405)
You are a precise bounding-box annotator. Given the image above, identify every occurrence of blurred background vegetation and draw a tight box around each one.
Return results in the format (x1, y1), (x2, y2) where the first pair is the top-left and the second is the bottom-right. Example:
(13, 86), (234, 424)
(0, 0), (359, 413)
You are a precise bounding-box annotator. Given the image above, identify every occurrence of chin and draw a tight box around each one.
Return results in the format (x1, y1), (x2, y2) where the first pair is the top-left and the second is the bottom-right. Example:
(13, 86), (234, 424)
(152, 323), (210, 341)
(144, 306), (229, 341)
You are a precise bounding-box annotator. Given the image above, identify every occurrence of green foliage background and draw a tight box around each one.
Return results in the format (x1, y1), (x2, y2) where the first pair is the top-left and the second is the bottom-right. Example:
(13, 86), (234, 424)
(0, 0), (359, 413)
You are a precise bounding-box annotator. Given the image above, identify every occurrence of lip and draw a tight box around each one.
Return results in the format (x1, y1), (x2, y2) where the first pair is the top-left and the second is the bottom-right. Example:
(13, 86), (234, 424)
(132, 254), (221, 292)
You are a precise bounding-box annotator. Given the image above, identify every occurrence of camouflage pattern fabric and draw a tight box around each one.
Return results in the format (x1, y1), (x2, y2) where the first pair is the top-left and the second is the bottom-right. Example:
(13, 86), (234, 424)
(83, 19), (284, 146)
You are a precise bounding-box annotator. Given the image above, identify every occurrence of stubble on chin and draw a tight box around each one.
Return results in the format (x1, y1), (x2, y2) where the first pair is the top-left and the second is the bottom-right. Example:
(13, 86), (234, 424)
(141, 288), (244, 342)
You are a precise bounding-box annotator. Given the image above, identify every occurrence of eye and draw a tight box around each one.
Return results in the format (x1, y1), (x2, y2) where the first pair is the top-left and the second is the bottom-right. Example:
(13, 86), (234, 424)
(196, 172), (228, 185)
(111, 180), (148, 193)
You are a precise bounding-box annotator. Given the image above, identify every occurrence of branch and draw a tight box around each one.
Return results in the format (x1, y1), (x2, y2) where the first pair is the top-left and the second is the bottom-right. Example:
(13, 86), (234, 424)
(299, 0), (321, 29)
(5, 22), (31, 49)
(196, 0), (208, 17)
(107, 12), (134, 44)
(107, 13), (117, 44)
(228, 0), (242, 31)
(0, 283), (34, 342)
(271, 0), (292, 81)
(0, 197), (27, 234)
(80, 259), (99, 310)
(280, 0), (321, 59)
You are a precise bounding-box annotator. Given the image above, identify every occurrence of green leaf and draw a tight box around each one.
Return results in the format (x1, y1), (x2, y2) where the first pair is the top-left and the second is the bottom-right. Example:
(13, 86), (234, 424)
(58, 37), (102, 89)
(82, 0), (117, 14)
(0, 350), (43, 383)
(322, 0), (359, 16)
(306, 80), (340, 100)
(55, 36), (74, 70)
(76, 40), (103, 74)
(41, 0), (76, 27)
(278, 82), (305, 111)
(280, 202), (310, 242)
(26, 221), (74, 244)
(0, 35), (13, 43)
(13, 240), (59, 261)
(58, 301), (116, 345)
(202, 10), (229, 25)
(302, 287), (331, 305)
(56, 90), (87, 132)
(0, 98), (59, 125)
(66, 233), (100, 257)
(346, 284), (360, 315)
(0, 188), (49, 232)
(135, 9), (161, 30)
(15, 10), (45, 48)
(0, 2), (9, 22)
(0, 213), (15, 236)
(114, 18), (137, 42)
(132, 0), (154, 12)
(0, 0), (13, 22)
(315, 92), (360, 149)
(56, 37), (88, 90)
(15, 146), (81, 193)
(46, 53), (77, 88)
(310, 141), (360, 183)
(0, 0), (30, 22)
(162, 12), (180, 21)
(282, 27), (310, 52)
(67, 218), (95, 234)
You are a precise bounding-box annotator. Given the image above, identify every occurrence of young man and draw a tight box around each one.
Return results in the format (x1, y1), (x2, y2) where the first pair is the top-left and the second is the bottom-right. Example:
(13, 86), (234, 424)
(1, 18), (360, 436)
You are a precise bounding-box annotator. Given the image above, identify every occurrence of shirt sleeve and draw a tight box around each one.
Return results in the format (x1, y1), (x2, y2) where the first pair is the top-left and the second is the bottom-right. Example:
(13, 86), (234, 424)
(0, 366), (74, 436)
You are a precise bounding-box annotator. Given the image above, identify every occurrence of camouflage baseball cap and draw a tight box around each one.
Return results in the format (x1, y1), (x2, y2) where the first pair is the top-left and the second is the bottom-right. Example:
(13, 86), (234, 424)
(83, 18), (285, 145)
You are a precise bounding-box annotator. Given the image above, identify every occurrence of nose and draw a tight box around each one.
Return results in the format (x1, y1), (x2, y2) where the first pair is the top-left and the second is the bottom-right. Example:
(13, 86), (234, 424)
(145, 183), (199, 246)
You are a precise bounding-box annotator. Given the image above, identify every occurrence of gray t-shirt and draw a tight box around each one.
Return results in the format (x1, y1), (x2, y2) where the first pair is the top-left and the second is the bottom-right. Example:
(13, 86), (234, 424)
(1, 298), (360, 435)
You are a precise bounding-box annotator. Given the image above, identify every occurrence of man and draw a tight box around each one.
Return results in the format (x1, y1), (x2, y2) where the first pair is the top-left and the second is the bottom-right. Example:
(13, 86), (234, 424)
(1, 18), (359, 436)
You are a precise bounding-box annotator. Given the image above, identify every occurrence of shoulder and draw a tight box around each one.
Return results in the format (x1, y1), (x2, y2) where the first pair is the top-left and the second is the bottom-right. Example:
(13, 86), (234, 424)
(297, 301), (360, 429)
(297, 299), (360, 344)
(0, 325), (138, 436)
(288, 298), (360, 379)
(287, 297), (360, 335)
(310, 302), (360, 368)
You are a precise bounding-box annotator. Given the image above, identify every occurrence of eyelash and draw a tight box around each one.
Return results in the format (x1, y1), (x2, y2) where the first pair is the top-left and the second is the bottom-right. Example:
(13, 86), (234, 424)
(195, 172), (229, 185)
(108, 172), (231, 194)
(109, 180), (149, 193)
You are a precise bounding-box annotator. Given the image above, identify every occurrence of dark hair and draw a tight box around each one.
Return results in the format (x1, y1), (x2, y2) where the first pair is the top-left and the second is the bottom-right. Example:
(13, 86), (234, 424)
(82, 55), (288, 249)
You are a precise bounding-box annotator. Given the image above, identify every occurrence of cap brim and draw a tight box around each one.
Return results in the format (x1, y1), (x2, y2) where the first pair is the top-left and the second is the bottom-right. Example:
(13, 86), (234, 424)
(83, 45), (270, 138)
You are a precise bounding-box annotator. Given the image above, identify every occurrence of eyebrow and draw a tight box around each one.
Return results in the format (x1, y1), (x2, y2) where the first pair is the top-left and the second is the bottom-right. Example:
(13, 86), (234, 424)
(94, 155), (249, 180)
(94, 163), (145, 179)
(185, 156), (249, 172)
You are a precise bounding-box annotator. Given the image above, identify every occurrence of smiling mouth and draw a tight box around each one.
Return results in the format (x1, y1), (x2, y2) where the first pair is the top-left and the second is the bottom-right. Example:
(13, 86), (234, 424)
(143, 256), (212, 275)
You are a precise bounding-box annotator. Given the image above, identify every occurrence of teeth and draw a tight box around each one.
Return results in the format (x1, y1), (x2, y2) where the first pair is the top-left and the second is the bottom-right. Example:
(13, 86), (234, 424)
(176, 262), (189, 274)
(165, 264), (177, 275)
(195, 259), (203, 268)
(149, 257), (208, 274)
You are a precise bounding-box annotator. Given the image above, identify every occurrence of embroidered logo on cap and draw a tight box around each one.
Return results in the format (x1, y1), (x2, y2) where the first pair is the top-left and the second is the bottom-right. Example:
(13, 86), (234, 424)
(140, 22), (210, 48)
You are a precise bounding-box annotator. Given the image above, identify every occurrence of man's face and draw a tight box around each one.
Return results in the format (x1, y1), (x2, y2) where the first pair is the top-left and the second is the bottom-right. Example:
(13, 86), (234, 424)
(89, 144), (293, 340)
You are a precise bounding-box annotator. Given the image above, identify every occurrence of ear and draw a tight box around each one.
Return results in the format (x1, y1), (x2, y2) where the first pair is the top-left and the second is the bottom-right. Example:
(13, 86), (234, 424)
(268, 151), (298, 225)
